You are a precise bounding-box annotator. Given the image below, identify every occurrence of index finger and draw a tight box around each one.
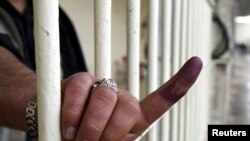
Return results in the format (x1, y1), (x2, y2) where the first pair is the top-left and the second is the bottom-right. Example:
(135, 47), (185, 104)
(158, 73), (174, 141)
(139, 57), (203, 126)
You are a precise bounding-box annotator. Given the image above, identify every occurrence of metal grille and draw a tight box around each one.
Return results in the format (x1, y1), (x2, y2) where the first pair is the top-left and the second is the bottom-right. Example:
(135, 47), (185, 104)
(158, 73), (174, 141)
(34, 0), (213, 141)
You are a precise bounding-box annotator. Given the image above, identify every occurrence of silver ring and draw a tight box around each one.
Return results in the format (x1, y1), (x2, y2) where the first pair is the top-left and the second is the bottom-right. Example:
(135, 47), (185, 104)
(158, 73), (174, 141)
(92, 78), (118, 93)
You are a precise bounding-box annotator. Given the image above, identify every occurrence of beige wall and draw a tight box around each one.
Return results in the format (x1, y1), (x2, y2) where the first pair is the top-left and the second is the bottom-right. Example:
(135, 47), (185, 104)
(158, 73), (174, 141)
(235, 23), (250, 44)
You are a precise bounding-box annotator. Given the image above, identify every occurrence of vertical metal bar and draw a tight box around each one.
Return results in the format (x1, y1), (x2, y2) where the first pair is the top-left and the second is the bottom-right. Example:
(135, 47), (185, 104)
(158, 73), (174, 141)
(193, 1), (199, 141)
(147, 0), (160, 140)
(127, 0), (141, 99)
(171, 0), (182, 141)
(187, 0), (194, 60)
(162, 0), (173, 95)
(185, 0), (194, 141)
(172, 0), (182, 73)
(193, 87), (199, 141)
(179, 0), (189, 140)
(202, 4), (213, 140)
(199, 1), (212, 140)
(33, 0), (61, 140)
(198, 2), (204, 140)
(196, 1), (202, 140)
(180, 0), (188, 63)
(95, 0), (112, 78)
(191, 3), (196, 141)
(161, 0), (173, 140)
(192, 1), (200, 141)
(187, 0), (196, 140)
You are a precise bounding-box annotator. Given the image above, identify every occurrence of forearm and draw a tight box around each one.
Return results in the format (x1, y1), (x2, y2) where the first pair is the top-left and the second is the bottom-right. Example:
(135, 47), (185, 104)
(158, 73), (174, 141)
(0, 47), (36, 131)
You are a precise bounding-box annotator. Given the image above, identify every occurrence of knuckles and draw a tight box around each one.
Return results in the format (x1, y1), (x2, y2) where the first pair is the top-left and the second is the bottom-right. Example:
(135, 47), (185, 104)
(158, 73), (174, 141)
(101, 133), (119, 141)
(61, 73), (143, 141)
(118, 90), (141, 120)
(68, 72), (96, 88)
(93, 87), (118, 105)
(63, 72), (96, 98)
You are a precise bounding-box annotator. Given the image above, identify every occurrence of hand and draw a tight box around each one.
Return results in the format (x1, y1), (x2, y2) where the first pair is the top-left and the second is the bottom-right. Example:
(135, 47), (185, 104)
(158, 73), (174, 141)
(61, 57), (203, 141)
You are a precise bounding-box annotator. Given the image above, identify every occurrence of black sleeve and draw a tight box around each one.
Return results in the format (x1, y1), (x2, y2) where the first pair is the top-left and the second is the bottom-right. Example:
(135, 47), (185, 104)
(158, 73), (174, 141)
(0, 33), (23, 60)
(59, 8), (88, 78)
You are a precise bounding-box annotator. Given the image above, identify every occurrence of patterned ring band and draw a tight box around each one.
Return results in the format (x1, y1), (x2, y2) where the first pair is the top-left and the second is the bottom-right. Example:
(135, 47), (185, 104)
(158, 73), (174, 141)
(92, 78), (118, 93)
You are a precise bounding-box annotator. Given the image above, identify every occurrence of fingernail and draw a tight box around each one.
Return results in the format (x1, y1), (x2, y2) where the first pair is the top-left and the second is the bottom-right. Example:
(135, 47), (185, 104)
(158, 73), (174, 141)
(65, 127), (76, 139)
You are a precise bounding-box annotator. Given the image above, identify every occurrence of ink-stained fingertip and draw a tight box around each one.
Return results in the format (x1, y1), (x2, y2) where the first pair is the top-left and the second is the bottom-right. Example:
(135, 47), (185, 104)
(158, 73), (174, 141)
(157, 56), (203, 104)
(177, 56), (203, 84)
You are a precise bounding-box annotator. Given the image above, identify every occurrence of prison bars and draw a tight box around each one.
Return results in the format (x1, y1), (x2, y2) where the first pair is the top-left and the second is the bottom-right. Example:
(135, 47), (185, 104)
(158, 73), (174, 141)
(160, 0), (173, 140)
(34, 0), (213, 140)
(127, 0), (141, 99)
(145, 0), (213, 141)
(171, 0), (182, 141)
(34, 0), (61, 141)
(147, 0), (160, 140)
(95, 0), (112, 78)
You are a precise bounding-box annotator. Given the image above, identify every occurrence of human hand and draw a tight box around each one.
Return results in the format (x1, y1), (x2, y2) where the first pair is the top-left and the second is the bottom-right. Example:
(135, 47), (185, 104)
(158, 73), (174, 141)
(61, 57), (203, 141)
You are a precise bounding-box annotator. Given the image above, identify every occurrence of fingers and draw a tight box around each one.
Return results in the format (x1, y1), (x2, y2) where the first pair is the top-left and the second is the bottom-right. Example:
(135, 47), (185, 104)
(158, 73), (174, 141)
(61, 57), (203, 140)
(139, 57), (203, 126)
(100, 90), (141, 141)
(61, 73), (97, 140)
(62, 74), (139, 141)
(74, 88), (141, 141)
(75, 84), (118, 141)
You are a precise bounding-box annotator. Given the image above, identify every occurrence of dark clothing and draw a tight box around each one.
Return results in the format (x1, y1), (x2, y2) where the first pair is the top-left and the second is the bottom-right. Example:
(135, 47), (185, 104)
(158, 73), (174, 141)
(0, 0), (88, 78)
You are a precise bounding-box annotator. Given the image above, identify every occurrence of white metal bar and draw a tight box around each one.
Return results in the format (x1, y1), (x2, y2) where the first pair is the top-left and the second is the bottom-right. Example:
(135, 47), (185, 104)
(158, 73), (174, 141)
(196, 1), (202, 141)
(198, 2), (205, 140)
(179, 0), (189, 141)
(147, 0), (160, 140)
(187, 89), (194, 141)
(194, 1), (200, 141)
(160, 0), (173, 140)
(94, 0), (112, 78)
(162, 0), (173, 90)
(172, 0), (182, 73)
(193, 86), (199, 141)
(190, 1), (196, 141)
(147, 0), (159, 93)
(202, 4), (213, 140)
(127, 0), (140, 99)
(171, 0), (182, 141)
(180, 0), (188, 63)
(191, 1), (200, 141)
(185, 0), (194, 141)
(33, 0), (61, 141)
